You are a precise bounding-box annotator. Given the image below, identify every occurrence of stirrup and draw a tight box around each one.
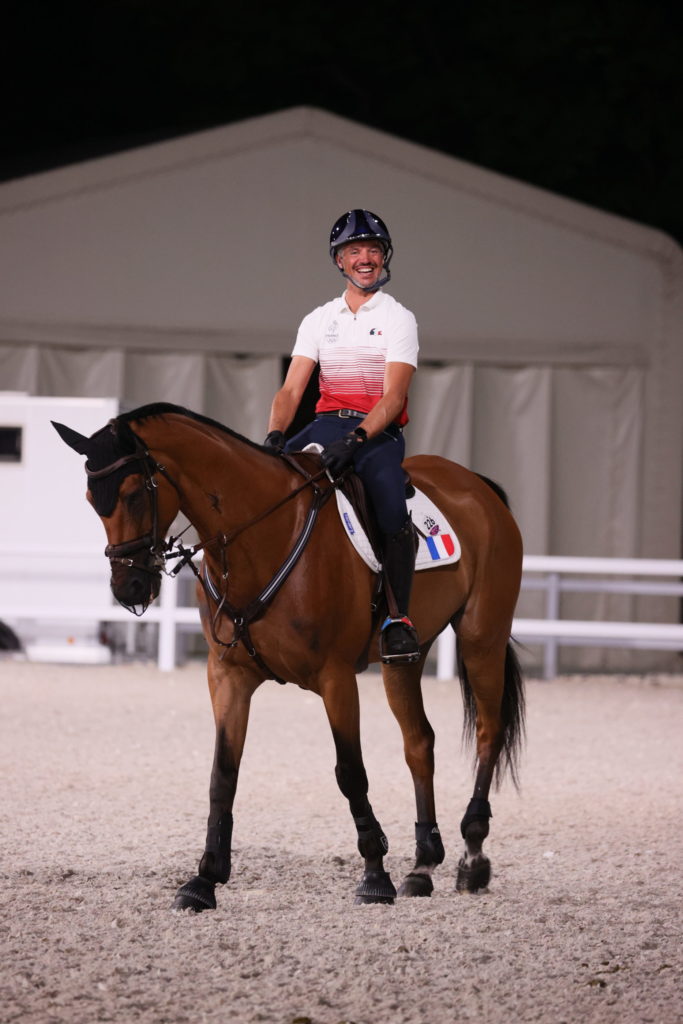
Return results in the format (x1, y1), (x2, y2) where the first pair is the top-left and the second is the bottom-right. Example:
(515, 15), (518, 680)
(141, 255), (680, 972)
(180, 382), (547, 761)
(379, 615), (420, 664)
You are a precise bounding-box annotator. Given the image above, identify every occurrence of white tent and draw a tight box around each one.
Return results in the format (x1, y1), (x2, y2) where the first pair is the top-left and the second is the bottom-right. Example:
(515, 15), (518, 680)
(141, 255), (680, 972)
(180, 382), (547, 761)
(1, 107), (681, 668)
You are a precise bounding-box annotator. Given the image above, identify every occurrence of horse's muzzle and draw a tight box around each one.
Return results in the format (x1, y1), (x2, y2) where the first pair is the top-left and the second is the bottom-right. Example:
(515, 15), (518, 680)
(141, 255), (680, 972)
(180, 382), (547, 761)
(105, 533), (164, 612)
(110, 562), (161, 614)
(109, 552), (162, 614)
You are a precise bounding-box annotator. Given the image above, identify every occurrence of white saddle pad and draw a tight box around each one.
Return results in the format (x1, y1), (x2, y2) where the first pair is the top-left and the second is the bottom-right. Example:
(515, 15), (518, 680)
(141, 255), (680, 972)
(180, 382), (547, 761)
(301, 443), (461, 573)
(335, 488), (461, 573)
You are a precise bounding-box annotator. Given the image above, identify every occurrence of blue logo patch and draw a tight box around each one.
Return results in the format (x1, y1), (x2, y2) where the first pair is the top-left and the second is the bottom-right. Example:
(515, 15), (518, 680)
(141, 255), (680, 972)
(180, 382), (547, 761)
(343, 512), (355, 535)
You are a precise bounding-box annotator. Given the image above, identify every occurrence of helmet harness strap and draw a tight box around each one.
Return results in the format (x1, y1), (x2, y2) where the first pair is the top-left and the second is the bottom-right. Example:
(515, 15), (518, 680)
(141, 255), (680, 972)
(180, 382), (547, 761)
(340, 262), (392, 293)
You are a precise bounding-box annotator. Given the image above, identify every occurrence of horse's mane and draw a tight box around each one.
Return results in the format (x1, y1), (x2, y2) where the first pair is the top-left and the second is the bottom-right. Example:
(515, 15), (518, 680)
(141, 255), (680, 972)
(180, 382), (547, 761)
(117, 402), (274, 456)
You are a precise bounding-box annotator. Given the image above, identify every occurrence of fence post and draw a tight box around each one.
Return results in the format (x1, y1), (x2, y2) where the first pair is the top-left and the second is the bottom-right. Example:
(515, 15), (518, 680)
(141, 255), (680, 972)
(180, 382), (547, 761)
(158, 574), (178, 671)
(436, 626), (456, 680)
(543, 572), (561, 680)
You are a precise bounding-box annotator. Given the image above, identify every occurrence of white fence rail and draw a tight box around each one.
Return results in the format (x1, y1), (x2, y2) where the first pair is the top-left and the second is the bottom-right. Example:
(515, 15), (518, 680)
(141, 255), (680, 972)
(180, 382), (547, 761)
(0, 544), (197, 671)
(436, 555), (683, 680)
(2, 548), (682, 677)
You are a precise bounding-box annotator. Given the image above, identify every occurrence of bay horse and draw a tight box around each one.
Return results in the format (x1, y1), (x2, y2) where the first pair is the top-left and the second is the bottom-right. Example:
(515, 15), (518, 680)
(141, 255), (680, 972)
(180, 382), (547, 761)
(53, 402), (524, 911)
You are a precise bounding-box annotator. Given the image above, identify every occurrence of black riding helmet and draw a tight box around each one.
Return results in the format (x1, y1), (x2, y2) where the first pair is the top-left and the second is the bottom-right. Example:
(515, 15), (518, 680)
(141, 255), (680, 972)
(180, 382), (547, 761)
(329, 209), (393, 291)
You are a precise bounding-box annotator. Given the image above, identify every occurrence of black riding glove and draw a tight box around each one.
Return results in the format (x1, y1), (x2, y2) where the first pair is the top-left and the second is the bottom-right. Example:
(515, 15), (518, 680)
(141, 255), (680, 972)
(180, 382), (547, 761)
(321, 428), (368, 477)
(263, 429), (286, 453)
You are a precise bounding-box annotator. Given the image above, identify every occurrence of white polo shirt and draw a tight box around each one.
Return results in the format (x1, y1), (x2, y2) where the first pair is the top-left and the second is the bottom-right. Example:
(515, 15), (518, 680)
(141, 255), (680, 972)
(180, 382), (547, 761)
(291, 290), (419, 426)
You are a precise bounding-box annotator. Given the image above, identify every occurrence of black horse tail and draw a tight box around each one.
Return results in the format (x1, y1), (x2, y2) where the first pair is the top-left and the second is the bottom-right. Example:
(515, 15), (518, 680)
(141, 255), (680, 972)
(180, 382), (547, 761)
(456, 640), (526, 789)
(455, 472), (525, 785)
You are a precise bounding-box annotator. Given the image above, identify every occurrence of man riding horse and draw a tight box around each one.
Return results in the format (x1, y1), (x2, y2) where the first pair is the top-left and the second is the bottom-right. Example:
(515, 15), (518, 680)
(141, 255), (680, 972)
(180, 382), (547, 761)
(265, 209), (420, 664)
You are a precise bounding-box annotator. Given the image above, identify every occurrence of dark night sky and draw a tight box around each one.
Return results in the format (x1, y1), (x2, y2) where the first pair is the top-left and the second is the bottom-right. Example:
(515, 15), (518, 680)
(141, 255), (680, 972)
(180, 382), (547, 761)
(3, 0), (683, 245)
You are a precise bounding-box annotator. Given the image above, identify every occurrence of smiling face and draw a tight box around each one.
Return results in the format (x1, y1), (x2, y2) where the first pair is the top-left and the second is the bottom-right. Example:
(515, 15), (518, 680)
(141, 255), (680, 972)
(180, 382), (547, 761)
(336, 240), (387, 292)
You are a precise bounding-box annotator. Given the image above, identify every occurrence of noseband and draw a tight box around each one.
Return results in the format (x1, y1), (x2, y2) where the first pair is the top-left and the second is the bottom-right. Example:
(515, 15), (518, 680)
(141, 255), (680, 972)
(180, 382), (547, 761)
(86, 433), (179, 580)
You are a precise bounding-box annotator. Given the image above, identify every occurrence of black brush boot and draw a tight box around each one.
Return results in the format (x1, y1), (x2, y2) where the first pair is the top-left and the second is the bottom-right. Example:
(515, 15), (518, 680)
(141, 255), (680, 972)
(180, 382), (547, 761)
(380, 518), (420, 664)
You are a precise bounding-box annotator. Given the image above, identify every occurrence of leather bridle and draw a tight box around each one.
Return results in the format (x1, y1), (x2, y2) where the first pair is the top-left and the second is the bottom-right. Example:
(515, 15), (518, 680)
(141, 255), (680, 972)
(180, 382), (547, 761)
(85, 433), (181, 580)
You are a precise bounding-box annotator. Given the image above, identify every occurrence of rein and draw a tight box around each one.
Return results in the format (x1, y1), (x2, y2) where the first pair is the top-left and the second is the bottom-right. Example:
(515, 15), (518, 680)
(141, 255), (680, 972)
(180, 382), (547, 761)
(168, 453), (330, 570)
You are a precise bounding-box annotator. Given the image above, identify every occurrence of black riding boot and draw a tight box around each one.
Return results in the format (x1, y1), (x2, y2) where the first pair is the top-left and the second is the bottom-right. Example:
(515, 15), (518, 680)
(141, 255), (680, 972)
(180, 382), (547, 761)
(380, 518), (420, 664)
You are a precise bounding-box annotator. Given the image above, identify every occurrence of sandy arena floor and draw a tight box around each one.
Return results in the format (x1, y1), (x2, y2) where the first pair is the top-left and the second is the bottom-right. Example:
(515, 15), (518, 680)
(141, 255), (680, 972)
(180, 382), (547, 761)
(1, 658), (682, 1024)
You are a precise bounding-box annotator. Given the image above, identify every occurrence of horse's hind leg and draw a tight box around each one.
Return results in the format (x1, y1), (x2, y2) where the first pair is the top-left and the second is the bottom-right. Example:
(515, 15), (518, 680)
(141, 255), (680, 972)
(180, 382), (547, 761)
(320, 668), (396, 905)
(455, 635), (524, 893)
(382, 648), (445, 897)
(173, 656), (262, 912)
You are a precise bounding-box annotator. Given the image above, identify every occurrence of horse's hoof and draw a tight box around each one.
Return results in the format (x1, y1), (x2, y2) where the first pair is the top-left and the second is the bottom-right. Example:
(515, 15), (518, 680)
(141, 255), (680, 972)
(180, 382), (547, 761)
(354, 869), (396, 905)
(172, 875), (217, 912)
(398, 872), (434, 898)
(455, 855), (491, 893)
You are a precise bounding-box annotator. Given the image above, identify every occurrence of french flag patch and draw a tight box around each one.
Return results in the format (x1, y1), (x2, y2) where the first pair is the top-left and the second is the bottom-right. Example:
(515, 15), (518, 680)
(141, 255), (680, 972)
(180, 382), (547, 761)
(424, 533), (456, 560)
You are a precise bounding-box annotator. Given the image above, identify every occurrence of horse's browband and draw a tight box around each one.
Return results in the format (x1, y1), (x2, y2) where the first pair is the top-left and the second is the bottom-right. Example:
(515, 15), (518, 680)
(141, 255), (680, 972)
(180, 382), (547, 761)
(85, 451), (148, 480)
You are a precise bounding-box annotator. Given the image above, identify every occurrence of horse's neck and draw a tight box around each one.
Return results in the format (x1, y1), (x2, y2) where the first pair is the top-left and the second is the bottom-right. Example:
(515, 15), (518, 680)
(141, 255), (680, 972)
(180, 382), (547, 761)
(147, 419), (296, 542)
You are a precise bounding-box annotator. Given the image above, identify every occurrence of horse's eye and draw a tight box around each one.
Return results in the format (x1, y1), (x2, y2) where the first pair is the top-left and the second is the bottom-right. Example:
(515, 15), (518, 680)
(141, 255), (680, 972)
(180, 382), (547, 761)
(124, 487), (146, 516)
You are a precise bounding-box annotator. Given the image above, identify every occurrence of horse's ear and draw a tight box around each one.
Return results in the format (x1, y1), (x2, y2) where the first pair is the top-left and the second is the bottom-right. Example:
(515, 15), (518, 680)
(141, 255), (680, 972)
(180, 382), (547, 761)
(51, 421), (92, 456)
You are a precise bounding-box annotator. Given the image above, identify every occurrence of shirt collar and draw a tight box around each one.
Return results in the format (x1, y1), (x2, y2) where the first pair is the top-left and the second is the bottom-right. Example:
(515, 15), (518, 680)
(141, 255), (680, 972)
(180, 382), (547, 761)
(337, 289), (384, 314)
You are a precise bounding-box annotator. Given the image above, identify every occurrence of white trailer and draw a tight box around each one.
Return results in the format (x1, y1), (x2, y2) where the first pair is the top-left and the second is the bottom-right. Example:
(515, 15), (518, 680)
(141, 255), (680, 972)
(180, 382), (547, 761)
(0, 394), (118, 662)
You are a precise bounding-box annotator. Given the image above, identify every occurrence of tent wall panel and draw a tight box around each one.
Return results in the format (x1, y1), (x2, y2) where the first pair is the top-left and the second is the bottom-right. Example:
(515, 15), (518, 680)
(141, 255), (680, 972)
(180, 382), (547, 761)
(0, 108), (680, 673)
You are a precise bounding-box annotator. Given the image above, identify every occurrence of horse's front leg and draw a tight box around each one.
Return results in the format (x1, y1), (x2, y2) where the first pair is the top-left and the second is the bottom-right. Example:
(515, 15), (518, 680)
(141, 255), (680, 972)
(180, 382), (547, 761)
(321, 669), (396, 905)
(173, 655), (263, 912)
(381, 650), (445, 898)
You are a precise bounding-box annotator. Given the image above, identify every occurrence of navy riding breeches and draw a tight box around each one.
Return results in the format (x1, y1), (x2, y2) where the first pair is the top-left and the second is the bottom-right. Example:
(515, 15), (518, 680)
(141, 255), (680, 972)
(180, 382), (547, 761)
(285, 415), (407, 535)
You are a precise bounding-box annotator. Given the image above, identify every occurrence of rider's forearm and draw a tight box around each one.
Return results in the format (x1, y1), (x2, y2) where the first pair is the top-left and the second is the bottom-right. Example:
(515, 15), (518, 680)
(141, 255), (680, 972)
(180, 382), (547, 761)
(357, 393), (405, 440)
(267, 389), (300, 434)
